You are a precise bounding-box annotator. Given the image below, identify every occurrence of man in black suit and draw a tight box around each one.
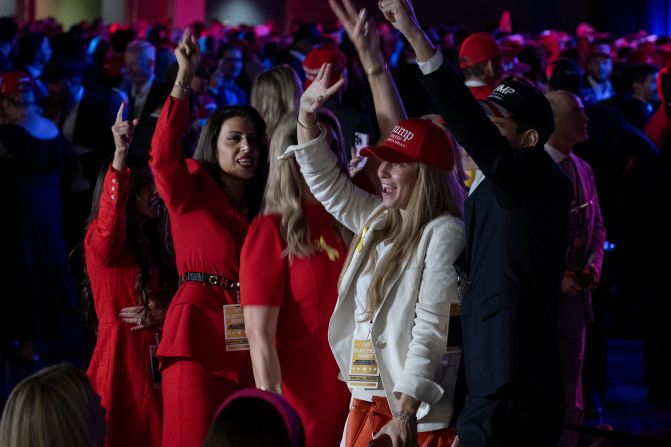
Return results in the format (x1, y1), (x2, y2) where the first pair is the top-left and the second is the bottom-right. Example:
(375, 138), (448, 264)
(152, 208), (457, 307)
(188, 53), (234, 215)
(122, 40), (170, 154)
(379, 1), (572, 445)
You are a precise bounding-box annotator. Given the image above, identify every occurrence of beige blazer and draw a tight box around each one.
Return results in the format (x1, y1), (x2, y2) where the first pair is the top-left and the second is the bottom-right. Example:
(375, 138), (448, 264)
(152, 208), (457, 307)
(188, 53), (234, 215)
(282, 131), (465, 431)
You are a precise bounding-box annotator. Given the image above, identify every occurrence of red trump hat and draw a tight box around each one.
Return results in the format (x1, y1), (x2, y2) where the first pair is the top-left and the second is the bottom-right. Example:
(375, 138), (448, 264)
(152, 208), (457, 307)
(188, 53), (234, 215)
(303, 43), (347, 89)
(360, 118), (455, 171)
(459, 32), (501, 68)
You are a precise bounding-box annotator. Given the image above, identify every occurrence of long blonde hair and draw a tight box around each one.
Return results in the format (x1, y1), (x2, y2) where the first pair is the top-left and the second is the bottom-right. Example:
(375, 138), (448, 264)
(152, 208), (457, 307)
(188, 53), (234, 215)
(0, 364), (105, 447)
(263, 114), (351, 259)
(250, 65), (302, 139)
(341, 162), (466, 320)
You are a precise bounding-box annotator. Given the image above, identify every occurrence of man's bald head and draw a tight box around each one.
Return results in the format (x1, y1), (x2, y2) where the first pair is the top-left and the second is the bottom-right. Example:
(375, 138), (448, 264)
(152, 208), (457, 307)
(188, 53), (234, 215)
(546, 90), (589, 153)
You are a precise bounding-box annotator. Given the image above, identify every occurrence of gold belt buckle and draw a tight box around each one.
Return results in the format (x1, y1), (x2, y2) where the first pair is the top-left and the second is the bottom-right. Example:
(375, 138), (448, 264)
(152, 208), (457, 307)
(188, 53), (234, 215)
(208, 275), (219, 285)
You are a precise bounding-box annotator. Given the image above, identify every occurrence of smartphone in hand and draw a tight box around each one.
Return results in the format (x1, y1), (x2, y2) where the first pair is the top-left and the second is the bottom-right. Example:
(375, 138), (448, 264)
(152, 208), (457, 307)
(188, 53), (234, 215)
(354, 132), (370, 169)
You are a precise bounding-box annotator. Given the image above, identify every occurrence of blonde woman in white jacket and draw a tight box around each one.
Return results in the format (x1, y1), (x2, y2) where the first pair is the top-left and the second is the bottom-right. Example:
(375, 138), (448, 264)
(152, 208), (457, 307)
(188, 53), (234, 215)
(279, 5), (466, 446)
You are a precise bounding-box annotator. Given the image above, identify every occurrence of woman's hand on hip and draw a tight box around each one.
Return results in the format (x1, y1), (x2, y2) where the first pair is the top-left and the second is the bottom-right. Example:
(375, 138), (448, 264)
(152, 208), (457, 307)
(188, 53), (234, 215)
(119, 300), (167, 331)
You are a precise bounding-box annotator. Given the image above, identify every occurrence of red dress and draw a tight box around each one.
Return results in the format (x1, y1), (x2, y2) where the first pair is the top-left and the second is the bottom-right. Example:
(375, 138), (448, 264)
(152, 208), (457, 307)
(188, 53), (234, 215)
(240, 203), (351, 447)
(150, 97), (253, 447)
(85, 166), (162, 447)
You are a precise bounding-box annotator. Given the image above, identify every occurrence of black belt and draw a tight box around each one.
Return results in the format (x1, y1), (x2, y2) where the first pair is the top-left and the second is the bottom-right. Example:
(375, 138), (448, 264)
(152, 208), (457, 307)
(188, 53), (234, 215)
(179, 272), (240, 290)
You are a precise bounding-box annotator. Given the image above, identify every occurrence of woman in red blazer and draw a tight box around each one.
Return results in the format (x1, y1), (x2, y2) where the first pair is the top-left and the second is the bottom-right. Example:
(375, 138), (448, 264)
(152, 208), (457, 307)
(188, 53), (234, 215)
(151, 30), (268, 447)
(84, 104), (177, 447)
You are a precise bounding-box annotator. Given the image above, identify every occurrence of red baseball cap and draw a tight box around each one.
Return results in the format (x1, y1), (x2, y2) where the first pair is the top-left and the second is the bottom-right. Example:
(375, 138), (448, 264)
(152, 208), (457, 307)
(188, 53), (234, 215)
(303, 43), (346, 89)
(0, 72), (34, 94)
(459, 32), (501, 68)
(360, 118), (455, 171)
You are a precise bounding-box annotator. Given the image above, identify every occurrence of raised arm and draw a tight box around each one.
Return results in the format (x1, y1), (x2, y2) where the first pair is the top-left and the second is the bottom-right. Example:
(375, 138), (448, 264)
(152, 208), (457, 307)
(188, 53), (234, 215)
(330, 0), (406, 143)
(380, 0), (547, 204)
(149, 28), (200, 214)
(288, 63), (381, 232)
(86, 104), (135, 262)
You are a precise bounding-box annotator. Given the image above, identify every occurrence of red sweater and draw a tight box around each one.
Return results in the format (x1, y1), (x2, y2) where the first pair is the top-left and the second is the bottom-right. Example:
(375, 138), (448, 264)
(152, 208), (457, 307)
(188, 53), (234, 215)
(151, 97), (251, 380)
(85, 166), (162, 447)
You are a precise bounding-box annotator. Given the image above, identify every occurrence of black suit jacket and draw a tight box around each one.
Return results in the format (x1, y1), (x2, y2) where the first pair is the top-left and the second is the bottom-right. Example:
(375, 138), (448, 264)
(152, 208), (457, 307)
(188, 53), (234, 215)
(126, 79), (170, 154)
(418, 62), (572, 403)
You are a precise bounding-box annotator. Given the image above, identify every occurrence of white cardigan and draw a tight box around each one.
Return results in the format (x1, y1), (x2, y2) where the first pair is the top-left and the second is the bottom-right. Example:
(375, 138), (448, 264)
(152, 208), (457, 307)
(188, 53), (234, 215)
(281, 131), (465, 431)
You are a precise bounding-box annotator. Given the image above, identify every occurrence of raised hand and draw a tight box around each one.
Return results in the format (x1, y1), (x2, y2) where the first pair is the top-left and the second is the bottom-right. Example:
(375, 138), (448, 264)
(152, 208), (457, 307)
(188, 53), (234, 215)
(299, 63), (345, 115)
(378, 0), (420, 37)
(379, 0), (435, 62)
(330, 0), (383, 69)
(111, 102), (138, 171)
(174, 27), (200, 83)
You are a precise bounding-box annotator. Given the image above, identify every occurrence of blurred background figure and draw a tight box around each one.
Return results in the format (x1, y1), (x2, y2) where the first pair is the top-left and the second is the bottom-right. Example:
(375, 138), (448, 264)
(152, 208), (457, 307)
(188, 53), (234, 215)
(581, 44), (615, 104)
(0, 363), (106, 447)
(0, 17), (18, 73)
(202, 388), (304, 447)
(122, 40), (169, 154)
(458, 32), (504, 100)
(16, 32), (52, 103)
(250, 64), (302, 139)
(209, 44), (249, 107)
(0, 72), (78, 377)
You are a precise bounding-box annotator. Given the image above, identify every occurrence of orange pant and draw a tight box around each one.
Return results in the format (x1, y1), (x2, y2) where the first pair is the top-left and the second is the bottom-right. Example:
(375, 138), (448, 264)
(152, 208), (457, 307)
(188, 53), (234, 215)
(345, 396), (456, 447)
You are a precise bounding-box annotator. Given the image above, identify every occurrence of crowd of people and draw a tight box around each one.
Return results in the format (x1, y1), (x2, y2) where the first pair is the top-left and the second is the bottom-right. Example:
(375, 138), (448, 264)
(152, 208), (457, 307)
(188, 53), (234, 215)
(0, 0), (670, 445)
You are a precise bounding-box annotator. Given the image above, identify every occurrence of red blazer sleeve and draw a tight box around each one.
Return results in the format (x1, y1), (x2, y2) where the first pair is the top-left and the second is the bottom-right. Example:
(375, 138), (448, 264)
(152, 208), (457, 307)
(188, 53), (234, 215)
(240, 215), (288, 307)
(149, 96), (197, 214)
(85, 166), (131, 263)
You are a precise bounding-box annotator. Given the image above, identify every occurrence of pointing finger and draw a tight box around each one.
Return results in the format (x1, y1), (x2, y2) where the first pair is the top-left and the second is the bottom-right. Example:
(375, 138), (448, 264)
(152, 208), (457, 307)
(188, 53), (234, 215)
(116, 102), (124, 124)
(181, 27), (191, 44)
